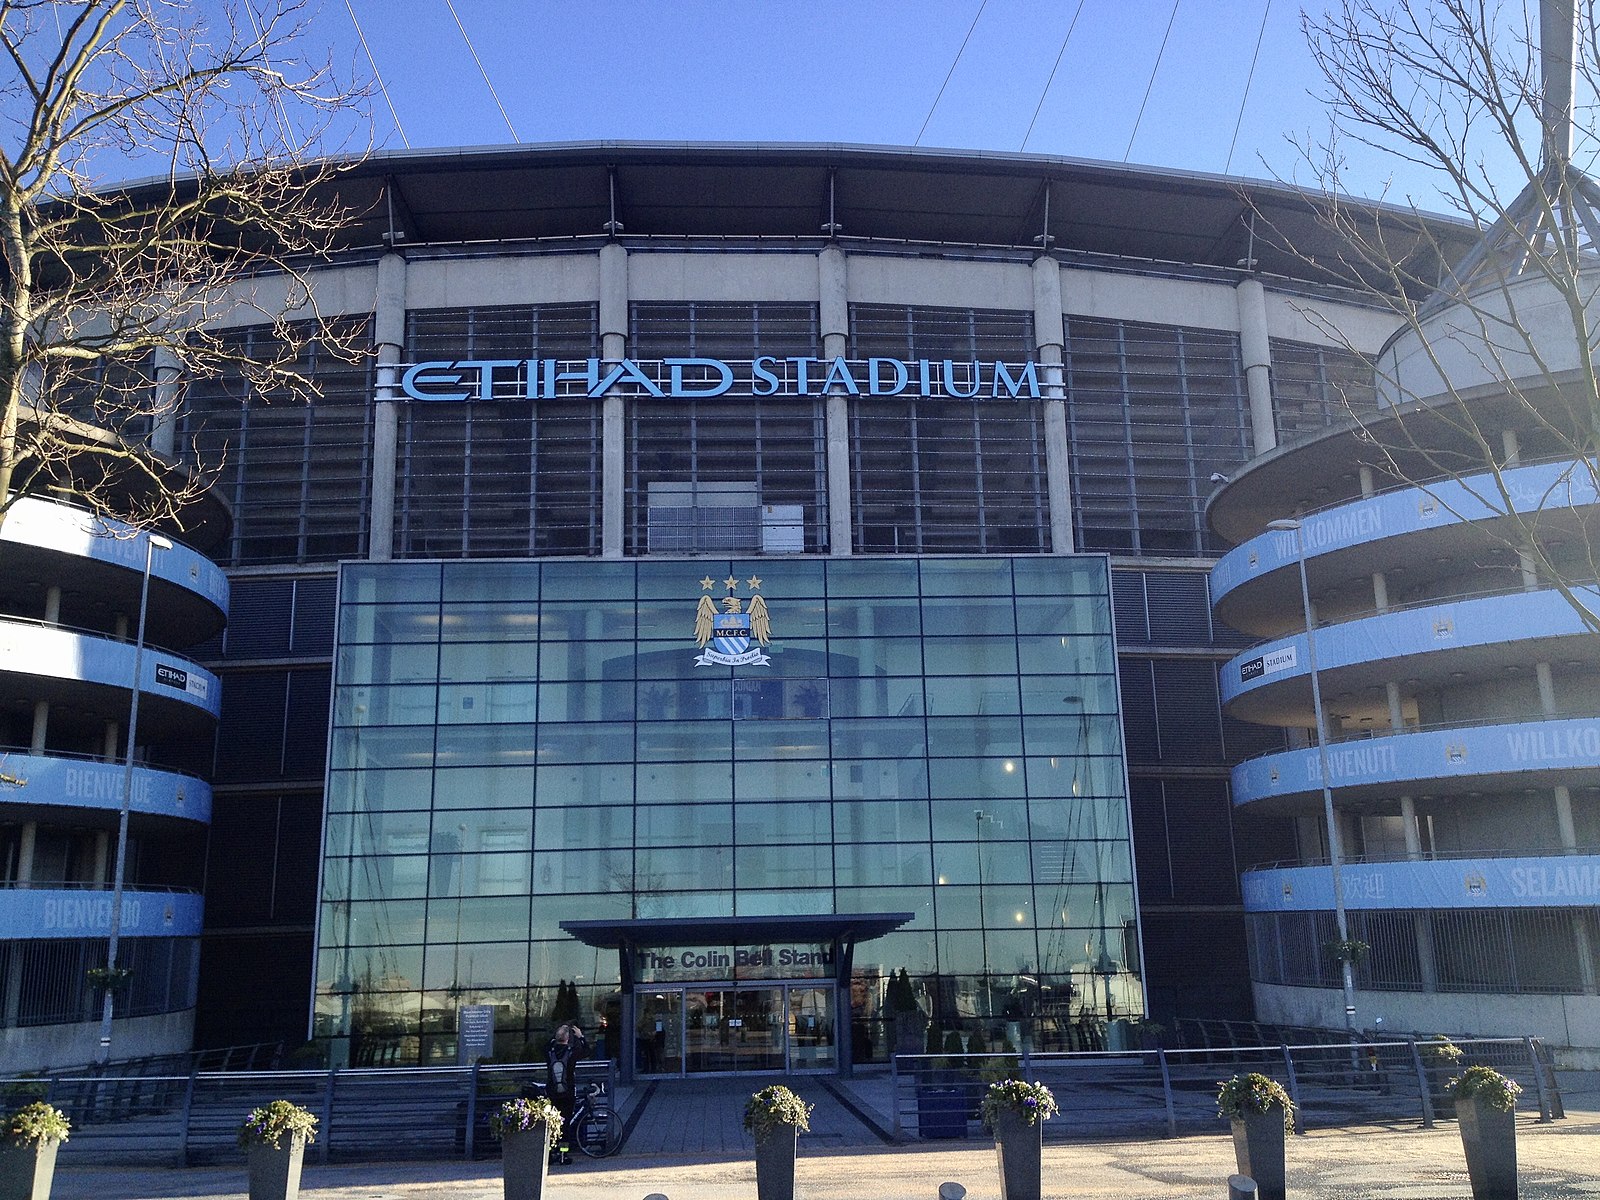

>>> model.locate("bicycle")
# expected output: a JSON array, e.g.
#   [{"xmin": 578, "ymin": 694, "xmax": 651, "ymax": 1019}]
[
  {"xmin": 521, "ymin": 1080, "xmax": 621, "ymax": 1158},
  {"xmin": 570, "ymin": 1081, "xmax": 622, "ymax": 1158}
]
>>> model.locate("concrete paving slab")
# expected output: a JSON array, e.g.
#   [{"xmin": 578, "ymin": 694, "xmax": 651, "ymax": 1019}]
[{"xmin": 50, "ymin": 1112, "xmax": 1600, "ymax": 1200}]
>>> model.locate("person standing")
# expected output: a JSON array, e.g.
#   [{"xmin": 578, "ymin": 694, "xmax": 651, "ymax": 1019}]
[{"xmin": 545, "ymin": 1022, "xmax": 589, "ymax": 1164}]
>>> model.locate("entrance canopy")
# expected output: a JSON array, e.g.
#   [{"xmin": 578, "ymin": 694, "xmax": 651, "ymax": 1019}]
[
  {"xmin": 562, "ymin": 912, "xmax": 913, "ymax": 1079},
  {"xmin": 560, "ymin": 912, "xmax": 913, "ymax": 949}
]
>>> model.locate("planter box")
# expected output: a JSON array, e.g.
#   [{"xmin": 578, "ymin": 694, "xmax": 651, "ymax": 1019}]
[
  {"xmin": 0, "ymin": 1139, "xmax": 59, "ymax": 1200},
  {"xmin": 1458, "ymin": 1097, "xmax": 1517, "ymax": 1200},
  {"xmin": 1230, "ymin": 1112, "xmax": 1286, "ymax": 1200},
  {"xmin": 916, "ymin": 1085, "xmax": 968, "ymax": 1139},
  {"xmin": 501, "ymin": 1126, "xmax": 552, "ymax": 1200},
  {"xmin": 1426, "ymin": 1065, "xmax": 1458, "ymax": 1119},
  {"xmin": 247, "ymin": 1138, "xmax": 307, "ymax": 1200},
  {"xmin": 992, "ymin": 1109, "xmax": 1043, "ymax": 1200},
  {"xmin": 754, "ymin": 1124, "xmax": 798, "ymax": 1200}
]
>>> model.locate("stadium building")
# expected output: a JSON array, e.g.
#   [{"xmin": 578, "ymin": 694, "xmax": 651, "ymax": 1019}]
[{"xmin": 9, "ymin": 142, "xmax": 1525, "ymax": 1075}]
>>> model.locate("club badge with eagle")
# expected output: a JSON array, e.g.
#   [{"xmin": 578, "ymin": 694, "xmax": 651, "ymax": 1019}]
[{"xmin": 694, "ymin": 573, "xmax": 772, "ymax": 666}]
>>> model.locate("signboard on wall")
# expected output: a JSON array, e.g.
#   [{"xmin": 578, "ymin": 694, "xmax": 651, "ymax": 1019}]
[
  {"xmin": 457, "ymin": 1004, "xmax": 495, "ymax": 1064},
  {"xmin": 398, "ymin": 356, "xmax": 1043, "ymax": 403}
]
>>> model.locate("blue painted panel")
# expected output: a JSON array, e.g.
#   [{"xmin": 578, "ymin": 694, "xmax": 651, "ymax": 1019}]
[
  {"xmin": 1, "ymin": 754, "xmax": 210, "ymax": 823},
  {"xmin": 1211, "ymin": 459, "xmax": 1600, "ymax": 604},
  {"xmin": 0, "ymin": 889, "xmax": 204, "ymax": 939},
  {"xmin": 2, "ymin": 497, "xmax": 228, "ymax": 612},
  {"xmin": 1221, "ymin": 587, "xmax": 1600, "ymax": 705},
  {"xmin": 1242, "ymin": 855, "xmax": 1600, "ymax": 912},
  {"xmin": 0, "ymin": 622, "xmax": 222, "ymax": 719},
  {"xmin": 1233, "ymin": 717, "xmax": 1600, "ymax": 804}
]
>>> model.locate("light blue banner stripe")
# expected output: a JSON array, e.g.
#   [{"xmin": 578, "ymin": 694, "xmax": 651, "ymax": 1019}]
[
  {"xmin": 4, "ymin": 754, "xmax": 211, "ymax": 823},
  {"xmin": 0, "ymin": 889, "xmax": 204, "ymax": 939},
  {"xmin": 1242, "ymin": 855, "xmax": 1600, "ymax": 912},
  {"xmin": 1233, "ymin": 717, "xmax": 1600, "ymax": 805},
  {"xmin": 1221, "ymin": 587, "xmax": 1599, "ymax": 706},
  {"xmin": 1212, "ymin": 459, "xmax": 1600, "ymax": 605}
]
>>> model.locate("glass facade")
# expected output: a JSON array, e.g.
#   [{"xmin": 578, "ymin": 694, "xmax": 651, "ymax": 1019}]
[{"xmin": 315, "ymin": 555, "xmax": 1140, "ymax": 1069}]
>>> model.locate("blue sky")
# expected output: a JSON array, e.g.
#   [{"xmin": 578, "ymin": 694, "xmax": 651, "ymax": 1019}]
[{"xmin": 310, "ymin": 1, "xmax": 1409, "ymax": 195}]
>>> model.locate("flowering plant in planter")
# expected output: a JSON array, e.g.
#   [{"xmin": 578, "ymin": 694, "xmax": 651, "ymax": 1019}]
[
  {"xmin": 237, "ymin": 1100, "xmax": 318, "ymax": 1150},
  {"xmin": 742, "ymin": 1085, "xmax": 812, "ymax": 1139},
  {"xmin": 980, "ymin": 1080, "xmax": 1058, "ymax": 1129},
  {"xmin": 1451, "ymin": 1066, "xmax": 1522, "ymax": 1112},
  {"xmin": 4, "ymin": 1101, "xmax": 70, "ymax": 1146},
  {"xmin": 1421, "ymin": 1035, "xmax": 1465, "ymax": 1066},
  {"xmin": 85, "ymin": 966, "xmax": 133, "ymax": 992},
  {"xmin": 1323, "ymin": 938, "xmax": 1371, "ymax": 965},
  {"xmin": 1217, "ymin": 1073, "xmax": 1295, "ymax": 1130},
  {"xmin": 490, "ymin": 1096, "xmax": 564, "ymax": 1147}
]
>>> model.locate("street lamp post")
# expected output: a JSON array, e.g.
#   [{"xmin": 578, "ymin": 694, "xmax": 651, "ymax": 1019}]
[
  {"xmin": 1266, "ymin": 518, "xmax": 1358, "ymax": 1038},
  {"xmin": 98, "ymin": 531, "xmax": 171, "ymax": 1062}
]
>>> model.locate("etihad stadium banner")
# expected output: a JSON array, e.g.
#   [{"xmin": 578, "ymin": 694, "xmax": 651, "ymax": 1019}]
[
  {"xmin": 1242, "ymin": 855, "xmax": 1600, "ymax": 913},
  {"xmin": 396, "ymin": 356, "xmax": 1044, "ymax": 403}
]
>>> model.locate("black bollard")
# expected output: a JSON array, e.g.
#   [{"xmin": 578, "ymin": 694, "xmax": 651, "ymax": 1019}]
[
  {"xmin": 1228, "ymin": 1175, "xmax": 1258, "ymax": 1200},
  {"xmin": 937, "ymin": 1185, "xmax": 968, "ymax": 1200}
]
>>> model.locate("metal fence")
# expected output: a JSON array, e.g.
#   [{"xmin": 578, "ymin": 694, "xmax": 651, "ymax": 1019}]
[
  {"xmin": 0, "ymin": 1059, "xmax": 616, "ymax": 1166},
  {"xmin": 888, "ymin": 1037, "xmax": 1564, "ymax": 1142}
]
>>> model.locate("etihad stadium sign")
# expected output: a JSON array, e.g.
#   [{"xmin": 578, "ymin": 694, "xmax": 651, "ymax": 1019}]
[{"xmin": 397, "ymin": 356, "xmax": 1042, "ymax": 402}]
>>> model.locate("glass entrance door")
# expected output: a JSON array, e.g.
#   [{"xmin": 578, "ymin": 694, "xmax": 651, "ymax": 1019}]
[
  {"xmin": 637, "ymin": 982, "xmax": 835, "ymax": 1075},
  {"xmin": 685, "ymin": 987, "xmax": 783, "ymax": 1073}
]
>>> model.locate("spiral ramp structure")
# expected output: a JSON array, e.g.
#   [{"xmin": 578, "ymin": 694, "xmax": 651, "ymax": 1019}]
[
  {"xmin": 1209, "ymin": 182, "xmax": 1600, "ymax": 1060},
  {"xmin": 1, "ymin": 496, "xmax": 228, "ymax": 1070}
]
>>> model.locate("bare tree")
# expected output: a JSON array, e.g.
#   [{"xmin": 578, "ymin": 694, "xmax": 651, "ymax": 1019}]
[
  {"xmin": 1258, "ymin": 0, "xmax": 1600, "ymax": 631},
  {"xmin": 0, "ymin": 0, "xmax": 369, "ymax": 534}
]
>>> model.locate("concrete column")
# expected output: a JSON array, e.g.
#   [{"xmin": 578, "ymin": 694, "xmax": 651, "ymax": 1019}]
[
  {"xmin": 42, "ymin": 585, "xmax": 60, "ymax": 625},
  {"xmin": 0, "ymin": 821, "xmax": 31, "ymax": 1020},
  {"xmin": 1386, "ymin": 682, "xmax": 1404, "ymax": 730},
  {"xmin": 102, "ymin": 721, "xmax": 120, "ymax": 762},
  {"xmin": 1536, "ymin": 661, "xmax": 1557, "ymax": 713},
  {"xmin": 15, "ymin": 822, "xmax": 35, "ymax": 884},
  {"xmin": 820, "ymin": 245, "xmax": 853, "ymax": 555},
  {"xmin": 1358, "ymin": 466, "xmax": 1376, "ymax": 498},
  {"xmin": 30, "ymin": 700, "xmax": 48, "ymax": 754},
  {"xmin": 1236, "ymin": 277, "xmax": 1276, "ymax": 455},
  {"xmin": 92, "ymin": 831, "xmax": 110, "ymax": 885},
  {"xmin": 600, "ymin": 243, "xmax": 629, "ymax": 559},
  {"xmin": 150, "ymin": 346, "xmax": 181, "ymax": 457},
  {"xmin": 1502, "ymin": 428, "xmax": 1522, "ymax": 467},
  {"xmin": 1372, "ymin": 571, "xmax": 1389, "ymax": 612},
  {"xmin": 1575, "ymin": 919, "xmax": 1598, "ymax": 993},
  {"xmin": 1388, "ymin": 681, "xmax": 1425, "ymax": 863},
  {"xmin": 369, "ymin": 252, "xmax": 407, "ymax": 562},
  {"xmin": 1555, "ymin": 785, "xmax": 1579, "ymax": 848},
  {"xmin": 1415, "ymin": 914, "xmax": 1439, "ymax": 993},
  {"xmin": 1034, "ymin": 256, "xmax": 1074, "ymax": 552},
  {"xmin": 1399, "ymin": 796, "xmax": 1422, "ymax": 858},
  {"xmin": 114, "ymin": 613, "xmax": 129, "ymax": 641}
]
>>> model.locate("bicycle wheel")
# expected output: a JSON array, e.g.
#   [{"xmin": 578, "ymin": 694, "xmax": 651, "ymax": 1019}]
[{"xmin": 575, "ymin": 1105, "xmax": 621, "ymax": 1157}]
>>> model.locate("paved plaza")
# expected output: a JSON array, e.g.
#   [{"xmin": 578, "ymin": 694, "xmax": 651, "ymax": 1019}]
[{"xmin": 49, "ymin": 1072, "xmax": 1600, "ymax": 1200}]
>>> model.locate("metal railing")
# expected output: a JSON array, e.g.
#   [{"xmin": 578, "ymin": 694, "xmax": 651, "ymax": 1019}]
[
  {"xmin": 888, "ymin": 1036, "xmax": 1563, "ymax": 1142},
  {"xmin": 0, "ymin": 1058, "xmax": 617, "ymax": 1167}
]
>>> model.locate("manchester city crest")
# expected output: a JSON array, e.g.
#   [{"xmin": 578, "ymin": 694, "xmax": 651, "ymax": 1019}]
[{"xmin": 694, "ymin": 574, "xmax": 772, "ymax": 667}]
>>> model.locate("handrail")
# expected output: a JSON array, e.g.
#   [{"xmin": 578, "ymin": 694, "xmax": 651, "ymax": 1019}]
[
  {"xmin": 0, "ymin": 743, "xmax": 209, "ymax": 783},
  {"xmin": 0, "ymin": 881, "xmax": 200, "ymax": 893},
  {"xmin": 1247, "ymin": 845, "xmax": 1600, "ymax": 871},
  {"xmin": 0, "ymin": 611, "xmax": 208, "ymax": 665}
]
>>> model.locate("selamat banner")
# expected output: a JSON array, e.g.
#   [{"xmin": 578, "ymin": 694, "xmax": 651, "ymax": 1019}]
[{"xmin": 1241, "ymin": 855, "xmax": 1600, "ymax": 913}]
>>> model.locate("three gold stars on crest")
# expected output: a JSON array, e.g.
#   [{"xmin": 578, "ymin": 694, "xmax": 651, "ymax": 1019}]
[{"xmin": 701, "ymin": 574, "xmax": 761, "ymax": 592}]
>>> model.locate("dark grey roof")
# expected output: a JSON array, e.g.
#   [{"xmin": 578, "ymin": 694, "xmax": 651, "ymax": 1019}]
[
  {"xmin": 560, "ymin": 912, "xmax": 913, "ymax": 949},
  {"xmin": 230, "ymin": 141, "xmax": 1476, "ymax": 295}
]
